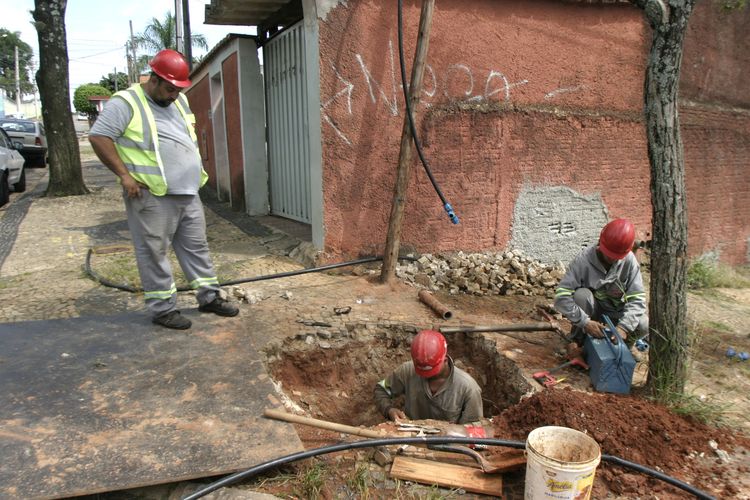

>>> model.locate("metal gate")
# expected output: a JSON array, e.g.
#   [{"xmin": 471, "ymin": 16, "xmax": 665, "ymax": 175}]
[{"xmin": 265, "ymin": 22, "xmax": 311, "ymax": 223}]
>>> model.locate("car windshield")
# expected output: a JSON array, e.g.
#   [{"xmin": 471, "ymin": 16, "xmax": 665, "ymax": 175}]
[{"xmin": 0, "ymin": 121, "xmax": 35, "ymax": 133}]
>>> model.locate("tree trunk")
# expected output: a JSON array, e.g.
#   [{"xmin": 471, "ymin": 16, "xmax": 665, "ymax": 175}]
[
  {"xmin": 638, "ymin": 0, "xmax": 695, "ymax": 400},
  {"xmin": 33, "ymin": 0, "xmax": 88, "ymax": 197}
]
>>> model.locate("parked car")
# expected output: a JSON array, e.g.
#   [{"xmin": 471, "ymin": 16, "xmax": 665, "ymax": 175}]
[
  {"xmin": 0, "ymin": 118, "xmax": 47, "ymax": 167},
  {"xmin": 0, "ymin": 128, "xmax": 26, "ymax": 207}
]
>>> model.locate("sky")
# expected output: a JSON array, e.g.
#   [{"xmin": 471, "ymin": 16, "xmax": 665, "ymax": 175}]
[{"xmin": 3, "ymin": 0, "xmax": 256, "ymax": 107}]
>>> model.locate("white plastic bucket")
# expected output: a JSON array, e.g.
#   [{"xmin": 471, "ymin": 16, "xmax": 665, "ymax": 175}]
[{"xmin": 524, "ymin": 426, "xmax": 601, "ymax": 500}]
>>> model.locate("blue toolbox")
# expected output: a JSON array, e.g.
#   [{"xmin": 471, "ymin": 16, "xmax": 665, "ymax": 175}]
[{"xmin": 584, "ymin": 315, "xmax": 636, "ymax": 394}]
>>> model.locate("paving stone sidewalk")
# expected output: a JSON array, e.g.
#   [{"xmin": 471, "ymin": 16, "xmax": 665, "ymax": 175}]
[{"xmin": 0, "ymin": 161, "xmax": 313, "ymax": 324}]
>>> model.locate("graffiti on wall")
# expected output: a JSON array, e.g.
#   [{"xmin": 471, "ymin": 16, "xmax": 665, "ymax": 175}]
[
  {"xmin": 322, "ymin": 40, "xmax": 542, "ymax": 146},
  {"xmin": 510, "ymin": 186, "xmax": 608, "ymax": 265}
]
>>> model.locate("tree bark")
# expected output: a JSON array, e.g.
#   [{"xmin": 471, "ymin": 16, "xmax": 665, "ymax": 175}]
[
  {"xmin": 33, "ymin": 0, "xmax": 88, "ymax": 197},
  {"xmin": 634, "ymin": 0, "xmax": 695, "ymax": 399}
]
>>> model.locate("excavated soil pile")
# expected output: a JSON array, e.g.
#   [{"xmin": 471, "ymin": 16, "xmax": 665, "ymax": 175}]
[{"xmin": 491, "ymin": 388, "xmax": 750, "ymax": 498}]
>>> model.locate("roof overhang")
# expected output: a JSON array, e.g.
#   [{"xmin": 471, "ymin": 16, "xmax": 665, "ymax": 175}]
[{"xmin": 204, "ymin": 0, "xmax": 301, "ymax": 27}]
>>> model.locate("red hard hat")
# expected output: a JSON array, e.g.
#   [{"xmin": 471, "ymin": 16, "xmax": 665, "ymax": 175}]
[
  {"xmin": 148, "ymin": 49, "xmax": 191, "ymax": 88},
  {"xmin": 598, "ymin": 218, "xmax": 636, "ymax": 260},
  {"xmin": 411, "ymin": 330, "xmax": 447, "ymax": 378}
]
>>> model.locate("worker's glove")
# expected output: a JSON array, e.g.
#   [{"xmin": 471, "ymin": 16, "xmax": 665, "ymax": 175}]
[
  {"xmin": 583, "ymin": 320, "xmax": 606, "ymax": 339},
  {"xmin": 387, "ymin": 407, "xmax": 407, "ymax": 422}
]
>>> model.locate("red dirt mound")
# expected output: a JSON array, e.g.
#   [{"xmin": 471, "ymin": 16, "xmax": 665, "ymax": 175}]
[{"xmin": 490, "ymin": 388, "xmax": 750, "ymax": 498}]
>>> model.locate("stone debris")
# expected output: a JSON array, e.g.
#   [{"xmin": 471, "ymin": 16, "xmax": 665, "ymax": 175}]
[
  {"xmin": 394, "ymin": 250, "xmax": 565, "ymax": 298},
  {"xmin": 228, "ymin": 286, "xmax": 268, "ymax": 304}
]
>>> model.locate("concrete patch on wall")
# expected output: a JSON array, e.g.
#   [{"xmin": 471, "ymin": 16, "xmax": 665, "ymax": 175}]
[
  {"xmin": 510, "ymin": 186, "xmax": 608, "ymax": 265},
  {"xmin": 316, "ymin": 0, "xmax": 347, "ymax": 20}
]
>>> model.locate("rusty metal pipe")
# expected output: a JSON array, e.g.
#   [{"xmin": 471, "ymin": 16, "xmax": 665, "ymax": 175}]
[
  {"xmin": 440, "ymin": 323, "xmax": 556, "ymax": 334},
  {"xmin": 418, "ymin": 290, "xmax": 453, "ymax": 320}
]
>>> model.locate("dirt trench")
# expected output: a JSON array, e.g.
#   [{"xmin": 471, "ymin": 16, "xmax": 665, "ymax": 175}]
[{"xmin": 266, "ymin": 323, "xmax": 533, "ymax": 427}]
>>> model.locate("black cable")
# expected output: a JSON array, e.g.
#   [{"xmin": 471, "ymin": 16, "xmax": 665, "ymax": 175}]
[
  {"xmin": 85, "ymin": 249, "xmax": 417, "ymax": 293},
  {"xmin": 182, "ymin": 436, "xmax": 715, "ymax": 500},
  {"xmin": 397, "ymin": 0, "xmax": 459, "ymax": 225}
]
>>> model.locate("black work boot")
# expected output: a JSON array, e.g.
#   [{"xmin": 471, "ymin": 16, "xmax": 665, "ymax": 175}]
[
  {"xmin": 199, "ymin": 297, "xmax": 239, "ymax": 317},
  {"xmin": 152, "ymin": 310, "xmax": 192, "ymax": 330}
]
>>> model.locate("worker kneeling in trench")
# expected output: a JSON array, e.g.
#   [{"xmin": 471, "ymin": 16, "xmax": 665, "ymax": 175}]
[{"xmin": 374, "ymin": 330, "xmax": 484, "ymax": 424}]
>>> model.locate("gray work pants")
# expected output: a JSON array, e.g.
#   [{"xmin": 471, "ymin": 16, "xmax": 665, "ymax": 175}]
[
  {"xmin": 571, "ymin": 288, "xmax": 649, "ymax": 345},
  {"xmin": 124, "ymin": 190, "xmax": 220, "ymax": 318}
]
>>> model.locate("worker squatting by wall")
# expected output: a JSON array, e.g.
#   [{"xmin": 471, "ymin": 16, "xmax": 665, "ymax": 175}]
[{"xmin": 316, "ymin": 0, "xmax": 750, "ymax": 265}]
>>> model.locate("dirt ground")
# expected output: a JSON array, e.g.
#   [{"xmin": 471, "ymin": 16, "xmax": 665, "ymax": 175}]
[
  {"xmin": 236, "ymin": 283, "xmax": 750, "ymax": 500},
  {"xmin": 4, "ymin": 157, "xmax": 749, "ymax": 499}
]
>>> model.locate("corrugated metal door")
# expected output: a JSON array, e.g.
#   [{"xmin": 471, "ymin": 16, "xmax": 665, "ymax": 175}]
[{"xmin": 265, "ymin": 22, "xmax": 311, "ymax": 223}]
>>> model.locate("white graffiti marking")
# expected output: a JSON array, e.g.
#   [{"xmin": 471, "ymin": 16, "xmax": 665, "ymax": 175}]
[
  {"xmin": 444, "ymin": 64, "xmax": 474, "ymax": 98},
  {"xmin": 544, "ymin": 85, "xmax": 585, "ymax": 99},
  {"xmin": 323, "ymin": 40, "xmax": 543, "ymax": 145},
  {"xmin": 321, "ymin": 61, "xmax": 355, "ymax": 145},
  {"xmin": 422, "ymin": 65, "xmax": 438, "ymax": 99},
  {"xmin": 356, "ymin": 40, "xmax": 400, "ymax": 116},
  {"xmin": 484, "ymin": 71, "xmax": 529, "ymax": 102}
]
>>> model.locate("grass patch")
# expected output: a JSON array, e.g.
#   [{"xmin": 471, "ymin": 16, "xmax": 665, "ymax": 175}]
[
  {"xmin": 295, "ymin": 461, "xmax": 327, "ymax": 500},
  {"xmin": 658, "ymin": 391, "xmax": 731, "ymax": 426},
  {"xmin": 346, "ymin": 463, "xmax": 371, "ymax": 499},
  {"xmin": 702, "ymin": 321, "xmax": 734, "ymax": 334},
  {"xmin": 90, "ymin": 253, "xmax": 143, "ymax": 288},
  {"xmin": 687, "ymin": 259, "xmax": 750, "ymax": 289}
]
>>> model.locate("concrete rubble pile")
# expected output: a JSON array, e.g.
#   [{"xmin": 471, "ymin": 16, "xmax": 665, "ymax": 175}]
[{"xmin": 396, "ymin": 250, "xmax": 566, "ymax": 298}]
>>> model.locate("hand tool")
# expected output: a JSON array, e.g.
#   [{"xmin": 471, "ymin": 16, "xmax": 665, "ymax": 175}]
[
  {"xmin": 397, "ymin": 423, "xmax": 442, "ymax": 434},
  {"xmin": 532, "ymin": 357, "xmax": 588, "ymax": 388},
  {"xmin": 426, "ymin": 443, "xmax": 504, "ymax": 474}
]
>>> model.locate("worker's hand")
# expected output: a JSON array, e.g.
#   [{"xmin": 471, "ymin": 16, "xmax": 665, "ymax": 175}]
[
  {"xmin": 566, "ymin": 342, "xmax": 584, "ymax": 361},
  {"xmin": 120, "ymin": 173, "xmax": 144, "ymax": 198},
  {"xmin": 583, "ymin": 320, "xmax": 606, "ymax": 339},
  {"xmin": 616, "ymin": 325, "xmax": 628, "ymax": 339},
  {"xmin": 387, "ymin": 408, "xmax": 407, "ymax": 422}
]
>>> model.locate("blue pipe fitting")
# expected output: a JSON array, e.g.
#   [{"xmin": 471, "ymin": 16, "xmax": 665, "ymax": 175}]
[{"xmin": 444, "ymin": 203, "xmax": 459, "ymax": 224}]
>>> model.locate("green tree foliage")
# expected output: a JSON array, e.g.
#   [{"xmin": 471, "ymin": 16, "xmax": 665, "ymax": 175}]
[
  {"xmin": 73, "ymin": 84, "xmax": 111, "ymax": 117},
  {"xmin": 134, "ymin": 11, "xmax": 208, "ymax": 56},
  {"xmin": 0, "ymin": 28, "xmax": 35, "ymax": 100},
  {"xmin": 98, "ymin": 71, "xmax": 128, "ymax": 93}
]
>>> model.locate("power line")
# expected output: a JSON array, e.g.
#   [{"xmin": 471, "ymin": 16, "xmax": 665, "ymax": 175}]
[{"xmin": 69, "ymin": 46, "xmax": 125, "ymax": 60}]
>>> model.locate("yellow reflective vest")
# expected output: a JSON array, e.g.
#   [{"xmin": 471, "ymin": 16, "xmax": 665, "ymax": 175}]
[{"xmin": 112, "ymin": 84, "xmax": 208, "ymax": 196}]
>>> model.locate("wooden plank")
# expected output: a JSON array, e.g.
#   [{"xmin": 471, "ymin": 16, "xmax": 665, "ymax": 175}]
[{"xmin": 390, "ymin": 456, "xmax": 503, "ymax": 496}]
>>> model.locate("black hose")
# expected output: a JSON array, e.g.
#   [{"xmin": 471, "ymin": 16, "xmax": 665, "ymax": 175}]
[
  {"xmin": 397, "ymin": 0, "xmax": 459, "ymax": 225},
  {"xmin": 85, "ymin": 249, "xmax": 417, "ymax": 293},
  {"xmin": 182, "ymin": 436, "xmax": 715, "ymax": 500}
]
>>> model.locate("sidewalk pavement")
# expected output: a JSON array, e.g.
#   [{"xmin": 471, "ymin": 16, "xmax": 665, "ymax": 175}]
[
  {"xmin": 0, "ymin": 157, "xmax": 450, "ymax": 332},
  {"xmin": 0, "ymin": 157, "xmax": 451, "ymax": 498}
]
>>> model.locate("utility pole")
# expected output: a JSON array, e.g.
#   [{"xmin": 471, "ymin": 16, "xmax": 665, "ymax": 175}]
[
  {"xmin": 14, "ymin": 45, "xmax": 22, "ymax": 115},
  {"xmin": 175, "ymin": 0, "xmax": 184, "ymax": 53},
  {"xmin": 30, "ymin": 60, "xmax": 38, "ymax": 119},
  {"xmin": 175, "ymin": 0, "xmax": 192, "ymax": 69},
  {"xmin": 182, "ymin": 0, "xmax": 192, "ymax": 70},
  {"xmin": 380, "ymin": 0, "xmax": 435, "ymax": 283},
  {"xmin": 129, "ymin": 21, "xmax": 138, "ymax": 83},
  {"xmin": 125, "ymin": 43, "xmax": 132, "ymax": 86}
]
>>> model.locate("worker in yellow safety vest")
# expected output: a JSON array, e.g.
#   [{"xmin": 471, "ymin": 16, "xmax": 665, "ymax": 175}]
[{"xmin": 89, "ymin": 49, "xmax": 238, "ymax": 329}]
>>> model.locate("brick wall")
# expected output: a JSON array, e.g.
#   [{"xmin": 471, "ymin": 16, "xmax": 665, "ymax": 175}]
[
  {"xmin": 221, "ymin": 52, "xmax": 245, "ymax": 212},
  {"xmin": 185, "ymin": 76, "xmax": 215, "ymax": 188},
  {"xmin": 316, "ymin": 0, "xmax": 750, "ymax": 264}
]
